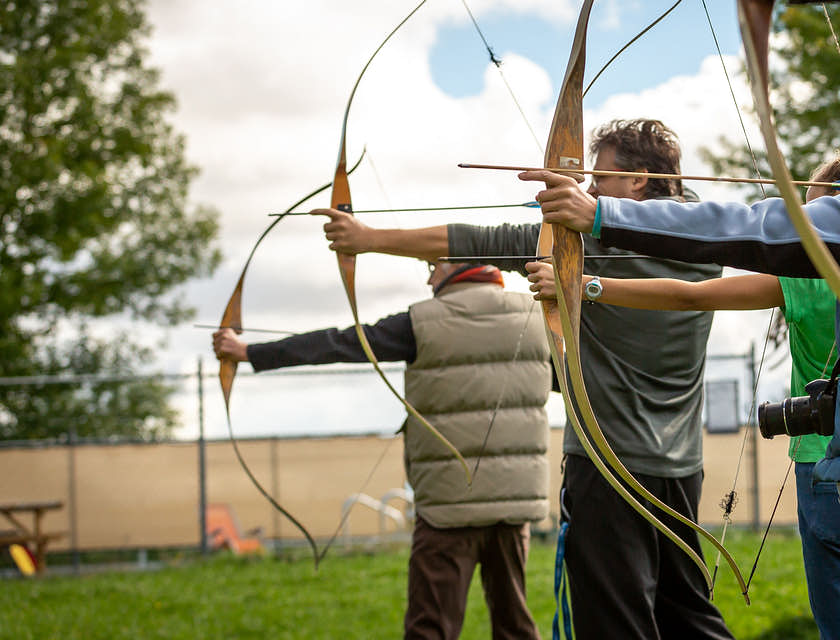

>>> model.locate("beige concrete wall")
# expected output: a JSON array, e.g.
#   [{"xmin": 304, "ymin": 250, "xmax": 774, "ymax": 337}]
[
  {"xmin": 700, "ymin": 428, "xmax": 796, "ymax": 526},
  {"xmin": 0, "ymin": 427, "xmax": 798, "ymax": 550},
  {"xmin": 0, "ymin": 446, "xmax": 70, "ymax": 544}
]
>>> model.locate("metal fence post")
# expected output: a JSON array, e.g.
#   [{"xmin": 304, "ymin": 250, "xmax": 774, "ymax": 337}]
[
  {"xmin": 197, "ymin": 357, "xmax": 208, "ymax": 554},
  {"xmin": 68, "ymin": 425, "xmax": 80, "ymax": 573}
]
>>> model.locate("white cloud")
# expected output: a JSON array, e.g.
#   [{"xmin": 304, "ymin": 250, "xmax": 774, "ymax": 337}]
[{"xmin": 138, "ymin": 0, "xmax": 786, "ymax": 436}]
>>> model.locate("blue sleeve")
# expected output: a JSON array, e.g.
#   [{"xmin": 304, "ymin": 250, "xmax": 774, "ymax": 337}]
[{"xmin": 597, "ymin": 194, "xmax": 840, "ymax": 277}]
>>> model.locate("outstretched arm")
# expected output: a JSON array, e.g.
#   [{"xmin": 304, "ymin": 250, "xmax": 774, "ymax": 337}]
[
  {"xmin": 519, "ymin": 170, "xmax": 840, "ymax": 277},
  {"xmin": 311, "ymin": 208, "xmax": 448, "ymax": 261},
  {"xmin": 525, "ymin": 261, "xmax": 783, "ymax": 311},
  {"xmin": 591, "ymin": 272, "xmax": 783, "ymax": 310},
  {"xmin": 212, "ymin": 314, "xmax": 416, "ymax": 371}
]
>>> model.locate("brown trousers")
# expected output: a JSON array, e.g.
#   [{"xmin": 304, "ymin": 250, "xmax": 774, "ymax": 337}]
[{"xmin": 404, "ymin": 516, "xmax": 540, "ymax": 640}]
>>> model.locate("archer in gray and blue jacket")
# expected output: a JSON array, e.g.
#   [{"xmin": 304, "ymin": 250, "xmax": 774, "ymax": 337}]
[{"xmin": 520, "ymin": 168, "xmax": 840, "ymax": 486}]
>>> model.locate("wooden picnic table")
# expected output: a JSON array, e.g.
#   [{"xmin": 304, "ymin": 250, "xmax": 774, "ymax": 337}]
[{"xmin": 0, "ymin": 500, "xmax": 64, "ymax": 574}]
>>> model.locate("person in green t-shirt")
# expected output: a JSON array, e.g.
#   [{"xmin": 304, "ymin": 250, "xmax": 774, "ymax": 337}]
[
  {"xmin": 524, "ymin": 157, "xmax": 840, "ymax": 637},
  {"xmin": 778, "ymin": 277, "xmax": 836, "ymax": 462},
  {"xmin": 776, "ymin": 277, "xmax": 840, "ymax": 640}
]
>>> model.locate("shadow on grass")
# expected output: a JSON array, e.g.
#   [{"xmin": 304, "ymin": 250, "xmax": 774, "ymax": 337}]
[{"xmin": 748, "ymin": 614, "xmax": 818, "ymax": 640}]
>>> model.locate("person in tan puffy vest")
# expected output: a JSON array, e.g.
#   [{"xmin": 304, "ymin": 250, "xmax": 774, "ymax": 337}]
[{"xmin": 214, "ymin": 260, "xmax": 551, "ymax": 640}]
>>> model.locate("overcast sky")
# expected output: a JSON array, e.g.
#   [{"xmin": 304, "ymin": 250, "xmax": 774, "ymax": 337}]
[{"xmin": 136, "ymin": 0, "xmax": 791, "ymax": 439}]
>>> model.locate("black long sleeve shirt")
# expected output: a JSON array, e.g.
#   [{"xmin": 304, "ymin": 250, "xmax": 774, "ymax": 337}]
[{"xmin": 246, "ymin": 312, "xmax": 416, "ymax": 371}]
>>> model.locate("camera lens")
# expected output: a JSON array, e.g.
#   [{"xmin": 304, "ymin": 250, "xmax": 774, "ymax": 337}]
[
  {"xmin": 758, "ymin": 401, "xmax": 782, "ymax": 439},
  {"xmin": 758, "ymin": 396, "xmax": 813, "ymax": 439}
]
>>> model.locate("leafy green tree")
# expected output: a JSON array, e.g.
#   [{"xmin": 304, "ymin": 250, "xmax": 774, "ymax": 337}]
[
  {"xmin": 0, "ymin": 0, "xmax": 221, "ymax": 440},
  {"xmin": 701, "ymin": 5, "xmax": 840, "ymax": 200}
]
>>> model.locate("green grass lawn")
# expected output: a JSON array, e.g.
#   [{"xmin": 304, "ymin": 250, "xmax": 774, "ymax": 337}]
[{"xmin": 0, "ymin": 528, "xmax": 817, "ymax": 639}]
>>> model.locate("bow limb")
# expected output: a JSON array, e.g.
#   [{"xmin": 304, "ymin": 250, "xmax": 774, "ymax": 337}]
[
  {"xmin": 218, "ymin": 149, "xmax": 367, "ymax": 409},
  {"xmin": 216, "ymin": 151, "xmax": 365, "ymax": 569},
  {"xmin": 541, "ymin": 0, "xmax": 749, "ymax": 601},
  {"xmin": 738, "ymin": 0, "xmax": 840, "ymax": 298},
  {"xmin": 329, "ymin": 0, "xmax": 471, "ymax": 483}
]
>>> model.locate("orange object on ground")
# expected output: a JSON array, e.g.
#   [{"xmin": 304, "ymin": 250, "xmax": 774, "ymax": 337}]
[{"xmin": 205, "ymin": 503, "xmax": 264, "ymax": 554}]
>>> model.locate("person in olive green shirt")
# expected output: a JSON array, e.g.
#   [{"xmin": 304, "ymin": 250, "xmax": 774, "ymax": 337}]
[{"xmin": 524, "ymin": 160, "xmax": 840, "ymax": 637}]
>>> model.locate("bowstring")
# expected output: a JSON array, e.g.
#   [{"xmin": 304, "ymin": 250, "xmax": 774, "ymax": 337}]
[
  {"xmin": 582, "ymin": 1, "xmax": 684, "ymax": 99},
  {"xmin": 454, "ymin": 0, "xmax": 548, "ymax": 481},
  {"xmin": 474, "ymin": 2, "xmax": 705, "ymax": 480},
  {"xmin": 221, "ymin": 150, "xmax": 367, "ymax": 569},
  {"xmin": 319, "ymin": 145, "xmax": 409, "ymax": 561},
  {"xmin": 317, "ymin": 0, "xmax": 548, "ymax": 497},
  {"xmin": 699, "ymin": 0, "xmax": 783, "ymax": 595},
  {"xmin": 472, "ymin": 298, "xmax": 538, "ymax": 478},
  {"xmin": 460, "ymin": 0, "xmax": 544, "ymax": 156},
  {"xmin": 706, "ymin": 0, "xmax": 840, "ymax": 594},
  {"xmin": 317, "ymin": 433, "xmax": 400, "ymax": 563},
  {"xmin": 364, "ymin": 148, "xmax": 395, "ymax": 212},
  {"xmin": 708, "ymin": 309, "xmax": 776, "ymax": 596},
  {"xmin": 700, "ymin": 0, "xmax": 767, "ymax": 199}
]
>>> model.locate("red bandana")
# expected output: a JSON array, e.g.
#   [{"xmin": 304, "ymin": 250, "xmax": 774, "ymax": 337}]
[{"xmin": 448, "ymin": 265, "xmax": 504, "ymax": 288}]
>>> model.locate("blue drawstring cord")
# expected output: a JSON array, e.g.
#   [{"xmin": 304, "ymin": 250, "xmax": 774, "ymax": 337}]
[{"xmin": 552, "ymin": 489, "xmax": 573, "ymax": 640}]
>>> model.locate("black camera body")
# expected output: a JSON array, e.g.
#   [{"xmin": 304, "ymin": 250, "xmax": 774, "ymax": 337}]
[{"xmin": 758, "ymin": 378, "xmax": 837, "ymax": 440}]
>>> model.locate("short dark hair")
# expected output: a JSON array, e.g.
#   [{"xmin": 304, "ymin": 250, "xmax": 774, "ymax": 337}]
[
  {"xmin": 589, "ymin": 119, "xmax": 682, "ymax": 199},
  {"xmin": 812, "ymin": 153, "xmax": 840, "ymax": 185}
]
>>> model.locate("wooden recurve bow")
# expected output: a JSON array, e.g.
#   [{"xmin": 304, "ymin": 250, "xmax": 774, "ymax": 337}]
[
  {"xmin": 538, "ymin": 0, "xmax": 749, "ymax": 602},
  {"xmin": 217, "ymin": 153, "xmax": 365, "ymax": 569},
  {"xmin": 329, "ymin": 0, "xmax": 472, "ymax": 484},
  {"xmin": 219, "ymin": 152, "xmax": 365, "ymax": 413}
]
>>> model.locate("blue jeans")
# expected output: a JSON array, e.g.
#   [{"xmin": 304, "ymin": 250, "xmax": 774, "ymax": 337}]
[{"xmin": 796, "ymin": 462, "xmax": 840, "ymax": 640}]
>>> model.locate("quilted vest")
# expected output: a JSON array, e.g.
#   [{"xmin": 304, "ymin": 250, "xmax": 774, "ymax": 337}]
[{"xmin": 404, "ymin": 282, "xmax": 551, "ymax": 528}]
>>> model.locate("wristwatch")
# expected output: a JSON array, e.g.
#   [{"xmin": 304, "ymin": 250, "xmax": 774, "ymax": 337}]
[{"xmin": 584, "ymin": 276, "xmax": 603, "ymax": 303}]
